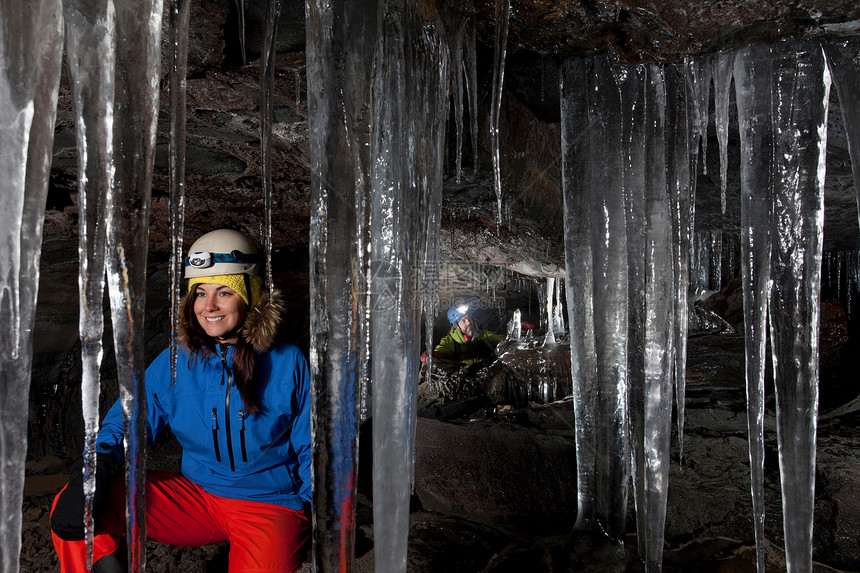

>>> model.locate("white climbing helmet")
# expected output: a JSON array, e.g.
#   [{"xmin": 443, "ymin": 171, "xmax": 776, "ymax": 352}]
[{"xmin": 184, "ymin": 229, "xmax": 262, "ymax": 278}]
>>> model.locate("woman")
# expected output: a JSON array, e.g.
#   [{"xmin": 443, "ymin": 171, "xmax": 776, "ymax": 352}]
[{"xmin": 50, "ymin": 229, "xmax": 312, "ymax": 573}]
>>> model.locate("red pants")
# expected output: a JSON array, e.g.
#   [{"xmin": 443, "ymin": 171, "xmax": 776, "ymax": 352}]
[{"xmin": 51, "ymin": 470, "xmax": 311, "ymax": 573}]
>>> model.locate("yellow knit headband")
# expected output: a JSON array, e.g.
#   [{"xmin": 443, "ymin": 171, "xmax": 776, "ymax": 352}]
[{"xmin": 188, "ymin": 274, "xmax": 263, "ymax": 307}]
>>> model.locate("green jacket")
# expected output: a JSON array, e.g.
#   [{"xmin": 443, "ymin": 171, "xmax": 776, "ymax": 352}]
[{"xmin": 434, "ymin": 327, "xmax": 505, "ymax": 364}]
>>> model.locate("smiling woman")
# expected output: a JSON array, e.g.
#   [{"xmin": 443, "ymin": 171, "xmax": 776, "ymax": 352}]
[
  {"xmin": 49, "ymin": 229, "xmax": 313, "ymax": 573},
  {"xmin": 192, "ymin": 284, "xmax": 247, "ymax": 344}
]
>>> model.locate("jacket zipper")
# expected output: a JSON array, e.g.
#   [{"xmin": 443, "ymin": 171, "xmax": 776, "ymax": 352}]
[
  {"xmin": 211, "ymin": 407, "xmax": 222, "ymax": 462},
  {"xmin": 220, "ymin": 345, "xmax": 236, "ymax": 472},
  {"xmin": 239, "ymin": 409, "xmax": 248, "ymax": 463}
]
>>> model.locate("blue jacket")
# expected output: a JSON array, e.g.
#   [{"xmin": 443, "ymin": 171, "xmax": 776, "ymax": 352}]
[{"xmin": 96, "ymin": 292, "xmax": 311, "ymax": 512}]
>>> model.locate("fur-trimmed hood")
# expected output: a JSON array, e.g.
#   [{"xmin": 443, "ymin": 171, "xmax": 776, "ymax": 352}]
[{"xmin": 178, "ymin": 288, "xmax": 285, "ymax": 352}]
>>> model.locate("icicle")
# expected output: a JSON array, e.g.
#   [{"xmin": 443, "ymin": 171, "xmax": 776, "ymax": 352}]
[
  {"xmin": 260, "ymin": 0, "xmax": 281, "ymax": 302},
  {"xmin": 370, "ymin": 3, "xmax": 448, "ymax": 570},
  {"xmin": 510, "ymin": 308, "xmax": 522, "ymax": 341},
  {"xmin": 489, "ymin": 0, "xmax": 510, "ymax": 227},
  {"xmin": 167, "ymin": 0, "xmax": 190, "ymax": 389},
  {"xmin": 734, "ymin": 42, "xmax": 773, "ymax": 573},
  {"xmin": 769, "ymin": 39, "xmax": 829, "ymax": 573},
  {"xmin": 562, "ymin": 55, "xmax": 632, "ymax": 546},
  {"xmin": 543, "ymin": 278, "xmax": 556, "ymax": 346},
  {"xmin": 586, "ymin": 55, "xmax": 630, "ymax": 540},
  {"xmin": 822, "ymin": 37, "xmax": 860, "ymax": 236},
  {"xmin": 714, "ymin": 51, "xmax": 734, "ymax": 214},
  {"xmin": 0, "ymin": 0, "xmax": 62, "ymax": 568},
  {"xmin": 104, "ymin": 1, "xmax": 163, "ymax": 568},
  {"xmin": 640, "ymin": 63, "xmax": 675, "ymax": 572},
  {"xmin": 444, "ymin": 9, "xmax": 467, "ymax": 183},
  {"xmin": 560, "ymin": 56, "xmax": 600, "ymax": 533},
  {"xmin": 687, "ymin": 55, "xmax": 713, "ymax": 176},
  {"xmin": 235, "ymin": 0, "xmax": 247, "ymax": 65},
  {"xmin": 665, "ymin": 63, "xmax": 693, "ymax": 465},
  {"xmin": 63, "ymin": 0, "xmax": 116, "ymax": 562},
  {"xmin": 552, "ymin": 276, "xmax": 565, "ymax": 336},
  {"xmin": 463, "ymin": 7, "xmax": 479, "ymax": 174},
  {"xmin": 618, "ymin": 61, "xmax": 648, "ymax": 557},
  {"xmin": 306, "ymin": 0, "xmax": 377, "ymax": 567}
]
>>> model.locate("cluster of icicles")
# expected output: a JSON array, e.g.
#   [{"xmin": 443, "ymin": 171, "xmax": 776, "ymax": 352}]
[{"xmin": 1, "ymin": 0, "xmax": 860, "ymax": 571}]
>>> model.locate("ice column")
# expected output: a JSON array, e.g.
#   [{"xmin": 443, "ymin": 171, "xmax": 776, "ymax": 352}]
[
  {"xmin": 734, "ymin": 41, "xmax": 773, "ymax": 573},
  {"xmin": 822, "ymin": 37, "xmax": 860, "ymax": 234},
  {"xmin": 769, "ymin": 39, "xmax": 829, "ymax": 573},
  {"xmin": 489, "ymin": 0, "xmax": 510, "ymax": 226},
  {"xmin": 306, "ymin": 0, "xmax": 377, "ymax": 568},
  {"xmin": 543, "ymin": 278, "xmax": 556, "ymax": 346},
  {"xmin": 63, "ymin": 0, "xmax": 116, "ymax": 561},
  {"xmin": 166, "ymin": 0, "xmax": 190, "ymax": 385},
  {"xmin": 370, "ymin": 2, "xmax": 447, "ymax": 569},
  {"xmin": 103, "ymin": 0, "xmax": 163, "ymax": 568},
  {"xmin": 260, "ymin": 0, "xmax": 281, "ymax": 300},
  {"xmin": 639, "ymin": 63, "xmax": 676, "ymax": 572},
  {"xmin": 560, "ymin": 56, "xmax": 599, "ymax": 533},
  {"xmin": 665, "ymin": 65, "xmax": 693, "ymax": 464},
  {"xmin": 686, "ymin": 55, "xmax": 713, "ymax": 176},
  {"xmin": 560, "ymin": 55, "xmax": 630, "ymax": 541},
  {"xmin": 714, "ymin": 51, "xmax": 734, "ymax": 214},
  {"xmin": 0, "ymin": 1, "xmax": 63, "ymax": 569},
  {"xmin": 618, "ymin": 62, "xmax": 648, "ymax": 556}
]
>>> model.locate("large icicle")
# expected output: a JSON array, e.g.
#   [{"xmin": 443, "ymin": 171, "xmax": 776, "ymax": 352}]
[
  {"xmin": 713, "ymin": 51, "xmax": 734, "ymax": 214},
  {"xmin": 734, "ymin": 41, "xmax": 774, "ymax": 573},
  {"xmin": 63, "ymin": 0, "xmax": 116, "ymax": 561},
  {"xmin": 260, "ymin": 0, "xmax": 281, "ymax": 301},
  {"xmin": 687, "ymin": 55, "xmax": 713, "ymax": 176},
  {"xmin": 105, "ymin": 0, "xmax": 163, "ymax": 568},
  {"xmin": 489, "ymin": 0, "xmax": 510, "ymax": 226},
  {"xmin": 370, "ymin": 2, "xmax": 447, "ymax": 569},
  {"xmin": 640, "ymin": 63, "xmax": 675, "ymax": 572},
  {"xmin": 769, "ymin": 39, "xmax": 829, "ymax": 573},
  {"xmin": 822, "ymin": 37, "xmax": 860, "ymax": 234},
  {"xmin": 586, "ymin": 54, "xmax": 630, "ymax": 541},
  {"xmin": 166, "ymin": 0, "xmax": 190, "ymax": 386},
  {"xmin": 306, "ymin": 0, "xmax": 377, "ymax": 568},
  {"xmin": 618, "ymin": 62, "xmax": 648, "ymax": 557},
  {"xmin": 559, "ymin": 56, "xmax": 599, "ymax": 533},
  {"xmin": 665, "ymin": 64, "xmax": 693, "ymax": 465},
  {"xmin": 0, "ymin": 1, "xmax": 63, "ymax": 569}
]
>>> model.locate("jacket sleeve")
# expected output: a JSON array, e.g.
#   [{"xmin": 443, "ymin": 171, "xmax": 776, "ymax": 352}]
[
  {"xmin": 289, "ymin": 350, "xmax": 313, "ymax": 504},
  {"xmin": 94, "ymin": 349, "xmax": 171, "ymax": 463},
  {"xmin": 433, "ymin": 330, "xmax": 457, "ymax": 359}
]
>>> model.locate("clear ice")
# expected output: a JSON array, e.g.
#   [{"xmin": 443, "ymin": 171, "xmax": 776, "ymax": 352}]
[
  {"xmin": 0, "ymin": 1, "xmax": 63, "ymax": 570},
  {"xmin": 63, "ymin": 0, "xmax": 117, "ymax": 562},
  {"xmin": 103, "ymin": 0, "xmax": 163, "ymax": 568},
  {"xmin": 768, "ymin": 39, "xmax": 829, "ymax": 573},
  {"xmin": 306, "ymin": 0, "xmax": 378, "ymax": 567},
  {"xmin": 734, "ymin": 41, "xmax": 774, "ymax": 573}
]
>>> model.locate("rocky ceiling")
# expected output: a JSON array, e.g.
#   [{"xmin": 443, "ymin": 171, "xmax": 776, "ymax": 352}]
[{"xmin": 42, "ymin": 0, "xmax": 860, "ymax": 288}]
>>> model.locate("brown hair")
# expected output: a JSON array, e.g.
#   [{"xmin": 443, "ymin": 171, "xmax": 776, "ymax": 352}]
[{"xmin": 183, "ymin": 288, "xmax": 262, "ymax": 414}]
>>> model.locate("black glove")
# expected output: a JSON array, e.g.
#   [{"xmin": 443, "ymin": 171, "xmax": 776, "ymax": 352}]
[{"xmin": 50, "ymin": 452, "xmax": 121, "ymax": 541}]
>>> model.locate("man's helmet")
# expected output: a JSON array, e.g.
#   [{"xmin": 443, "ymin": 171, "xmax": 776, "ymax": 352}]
[
  {"xmin": 447, "ymin": 304, "xmax": 470, "ymax": 325},
  {"xmin": 184, "ymin": 229, "xmax": 262, "ymax": 278}
]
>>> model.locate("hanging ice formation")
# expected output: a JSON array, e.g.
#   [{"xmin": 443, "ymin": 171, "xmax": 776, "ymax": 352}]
[
  {"xmin": 260, "ymin": 0, "xmax": 281, "ymax": 301},
  {"xmin": 306, "ymin": 0, "xmax": 377, "ymax": 567},
  {"xmin": 823, "ymin": 37, "xmax": 860, "ymax": 234},
  {"xmin": 560, "ymin": 54, "xmax": 631, "ymax": 544},
  {"xmin": 0, "ymin": 0, "xmax": 63, "ymax": 570},
  {"xmin": 734, "ymin": 41, "xmax": 773, "ymax": 573},
  {"xmin": 543, "ymin": 278, "xmax": 557, "ymax": 346},
  {"xmin": 63, "ymin": 0, "xmax": 116, "ymax": 564},
  {"xmin": 167, "ymin": 0, "xmax": 191, "ymax": 387},
  {"xmin": 489, "ymin": 0, "xmax": 510, "ymax": 227},
  {"xmin": 104, "ymin": 1, "xmax": 163, "ymax": 569}
]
